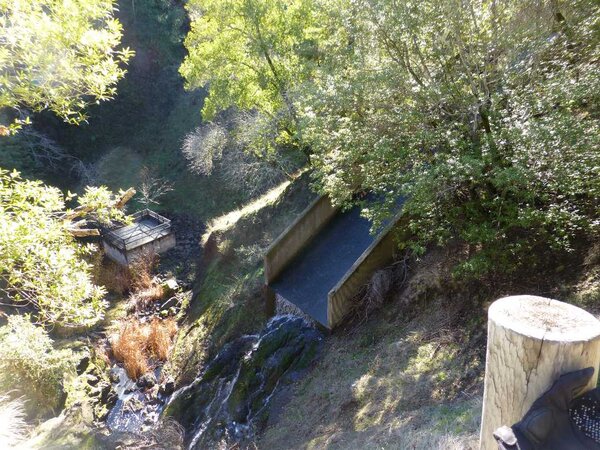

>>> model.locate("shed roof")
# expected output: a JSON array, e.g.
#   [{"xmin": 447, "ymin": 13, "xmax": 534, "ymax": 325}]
[{"xmin": 104, "ymin": 209, "xmax": 171, "ymax": 251}]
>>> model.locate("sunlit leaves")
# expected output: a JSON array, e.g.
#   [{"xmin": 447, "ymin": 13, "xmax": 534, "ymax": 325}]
[
  {"xmin": 0, "ymin": 0, "xmax": 132, "ymax": 129},
  {"xmin": 181, "ymin": 0, "xmax": 323, "ymax": 149},
  {"xmin": 0, "ymin": 169, "xmax": 128, "ymax": 327},
  {"xmin": 302, "ymin": 0, "xmax": 600, "ymax": 276}
]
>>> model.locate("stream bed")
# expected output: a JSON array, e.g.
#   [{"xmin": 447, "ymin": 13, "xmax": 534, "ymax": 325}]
[
  {"xmin": 163, "ymin": 315, "xmax": 322, "ymax": 449},
  {"xmin": 103, "ymin": 315, "xmax": 321, "ymax": 448}
]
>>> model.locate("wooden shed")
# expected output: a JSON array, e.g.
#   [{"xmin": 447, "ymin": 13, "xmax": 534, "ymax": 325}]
[
  {"xmin": 103, "ymin": 209, "xmax": 176, "ymax": 266},
  {"xmin": 264, "ymin": 196, "xmax": 403, "ymax": 330}
]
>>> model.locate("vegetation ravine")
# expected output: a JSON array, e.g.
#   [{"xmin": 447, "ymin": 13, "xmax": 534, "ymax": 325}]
[{"xmin": 0, "ymin": 0, "xmax": 599, "ymax": 449}]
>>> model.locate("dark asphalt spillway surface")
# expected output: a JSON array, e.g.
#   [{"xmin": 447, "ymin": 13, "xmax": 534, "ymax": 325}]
[{"xmin": 270, "ymin": 205, "xmax": 376, "ymax": 326}]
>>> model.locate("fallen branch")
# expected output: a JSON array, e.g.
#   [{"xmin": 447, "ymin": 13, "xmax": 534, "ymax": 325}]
[
  {"xmin": 67, "ymin": 228, "xmax": 101, "ymax": 237},
  {"xmin": 115, "ymin": 187, "xmax": 136, "ymax": 210}
]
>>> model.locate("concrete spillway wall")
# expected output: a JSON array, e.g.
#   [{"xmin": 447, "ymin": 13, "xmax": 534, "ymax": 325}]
[
  {"xmin": 265, "ymin": 195, "xmax": 403, "ymax": 330},
  {"xmin": 327, "ymin": 216, "xmax": 402, "ymax": 327}
]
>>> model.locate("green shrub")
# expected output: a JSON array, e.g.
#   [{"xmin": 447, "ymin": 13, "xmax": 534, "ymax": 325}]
[
  {"xmin": 0, "ymin": 169, "xmax": 132, "ymax": 327},
  {"xmin": 0, "ymin": 316, "xmax": 75, "ymax": 418}
]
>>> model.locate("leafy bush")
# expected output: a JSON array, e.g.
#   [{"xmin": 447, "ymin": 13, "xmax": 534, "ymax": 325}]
[
  {"xmin": 182, "ymin": 113, "xmax": 295, "ymax": 198},
  {"xmin": 0, "ymin": 169, "xmax": 131, "ymax": 327},
  {"xmin": 0, "ymin": 316, "xmax": 74, "ymax": 418},
  {"xmin": 0, "ymin": 0, "xmax": 132, "ymax": 131}
]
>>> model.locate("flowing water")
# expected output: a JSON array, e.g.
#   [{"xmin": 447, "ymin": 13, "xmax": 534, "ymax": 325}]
[
  {"xmin": 106, "ymin": 366, "xmax": 166, "ymax": 433},
  {"xmin": 163, "ymin": 315, "xmax": 322, "ymax": 449}
]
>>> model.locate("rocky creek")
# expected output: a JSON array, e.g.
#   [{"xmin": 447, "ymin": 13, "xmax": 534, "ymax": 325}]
[{"xmin": 161, "ymin": 315, "xmax": 322, "ymax": 448}]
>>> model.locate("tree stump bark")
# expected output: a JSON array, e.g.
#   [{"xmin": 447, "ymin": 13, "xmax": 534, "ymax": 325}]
[{"xmin": 480, "ymin": 295, "xmax": 600, "ymax": 450}]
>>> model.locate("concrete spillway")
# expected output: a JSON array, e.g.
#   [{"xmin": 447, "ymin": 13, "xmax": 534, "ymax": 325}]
[
  {"xmin": 265, "ymin": 196, "xmax": 404, "ymax": 330},
  {"xmin": 269, "ymin": 206, "xmax": 376, "ymax": 326}
]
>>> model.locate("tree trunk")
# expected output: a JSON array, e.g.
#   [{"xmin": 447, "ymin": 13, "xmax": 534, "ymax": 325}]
[{"xmin": 480, "ymin": 295, "xmax": 600, "ymax": 450}]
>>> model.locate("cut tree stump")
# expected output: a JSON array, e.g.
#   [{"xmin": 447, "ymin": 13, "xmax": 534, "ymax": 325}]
[{"xmin": 480, "ymin": 295, "xmax": 600, "ymax": 450}]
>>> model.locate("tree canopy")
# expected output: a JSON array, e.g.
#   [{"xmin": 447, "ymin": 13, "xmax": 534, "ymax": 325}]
[
  {"xmin": 0, "ymin": 0, "xmax": 132, "ymax": 132},
  {"xmin": 183, "ymin": 0, "xmax": 600, "ymax": 276},
  {"xmin": 180, "ymin": 0, "xmax": 322, "ymax": 150},
  {"xmin": 300, "ymin": 0, "xmax": 600, "ymax": 275}
]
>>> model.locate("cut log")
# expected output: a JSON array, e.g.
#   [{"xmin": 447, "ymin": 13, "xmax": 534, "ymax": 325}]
[
  {"xmin": 114, "ymin": 187, "xmax": 136, "ymax": 210},
  {"xmin": 62, "ymin": 205, "xmax": 94, "ymax": 221},
  {"xmin": 480, "ymin": 295, "xmax": 600, "ymax": 450}
]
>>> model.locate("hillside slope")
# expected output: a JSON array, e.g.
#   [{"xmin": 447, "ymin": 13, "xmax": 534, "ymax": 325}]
[{"xmin": 258, "ymin": 243, "xmax": 600, "ymax": 449}]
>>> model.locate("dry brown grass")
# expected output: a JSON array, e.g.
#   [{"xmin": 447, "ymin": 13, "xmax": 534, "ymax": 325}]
[
  {"xmin": 110, "ymin": 318, "xmax": 178, "ymax": 379},
  {"xmin": 130, "ymin": 283, "xmax": 165, "ymax": 312},
  {"xmin": 129, "ymin": 249, "xmax": 159, "ymax": 291},
  {"xmin": 148, "ymin": 318, "xmax": 178, "ymax": 360},
  {"xmin": 110, "ymin": 320, "xmax": 149, "ymax": 379},
  {"xmin": 100, "ymin": 248, "xmax": 164, "ymax": 311},
  {"xmin": 98, "ymin": 259, "xmax": 132, "ymax": 295}
]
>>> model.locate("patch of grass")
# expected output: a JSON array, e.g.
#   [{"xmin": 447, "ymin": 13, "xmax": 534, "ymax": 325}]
[
  {"xmin": 260, "ymin": 279, "xmax": 486, "ymax": 450},
  {"xmin": 0, "ymin": 316, "xmax": 76, "ymax": 419},
  {"xmin": 0, "ymin": 395, "xmax": 28, "ymax": 447},
  {"xmin": 94, "ymin": 146, "xmax": 144, "ymax": 193},
  {"xmin": 201, "ymin": 175, "xmax": 297, "ymax": 245},
  {"xmin": 165, "ymin": 174, "xmax": 314, "ymax": 385},
  {"xmin": 428, "ymin": 400, "xmax": 481, "ymax": 435},
  {"xmin": 130, "ymin": 283, "xmax": 165, "ymax": 311}
]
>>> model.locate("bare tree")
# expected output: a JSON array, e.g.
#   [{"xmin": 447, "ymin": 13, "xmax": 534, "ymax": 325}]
[{"xmin": 138, "ymin": 166, "xmax": 173, "ymax": 208}]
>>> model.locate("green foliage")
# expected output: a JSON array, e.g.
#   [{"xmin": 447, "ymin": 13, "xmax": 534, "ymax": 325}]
[
  {"xmin": 0, "ymin": 0, "xmax": 132, "ymax": 130},
  {"xmin": 181, "ymin": 0, "xmax": 322, "ymax": 150},
  {"xmin": 0, "ymin": 168, "xmax": 128, "ymax": 327},
  {"xmin": 0, "ymin": 315, "xmax": 75, "ymax": 418},
  {"xmin": 299, "ymin": 0, "xmax": 600, "ymax": 276}
]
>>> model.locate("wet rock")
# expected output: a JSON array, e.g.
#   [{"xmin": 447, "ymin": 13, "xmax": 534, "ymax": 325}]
[
  {"xmin": 95, "ymin": 404, "xmax": 110, "ymax": 421},
  {"xmin": 109, "ymin": 367, "xmax": 121, "ymax": 384},
  {"xmin": 76, "ymin": 356, "xmax": 90, "ymax": 375},
  {"xmin": 86, "ymin": 374, "xmax": 100, "ymax": 386},
  {"xmin": 159, "ymin": 379, "xmax": 175, "ymax": 396},
  {"xmin": 125, "ymin": 397, "xmax": 144, "ymax": 413},
  {"xmin": 163, "ymin": 315, "xmax": 322, "ymax": 449},
  {"xmin": 137, "ymin": 373, "xmax": 157, "ymax": 389},
  {"xmin": 160, "ymin": 296, "xmax": 178, "ymax": 311},
  {"xmin": 145, "ymin": 385, "xmax": 162, "ymax": 404},
  {"xmin": 101, "ymin": 383, "xmax": 117, "ymax": 406},
  {"xmin": 162, "ymin": 279, "xmax": 179, "ymax": 297},
  {"xmin": 106, "ymin": 391, "xmax": 118, "ymax": 407}
]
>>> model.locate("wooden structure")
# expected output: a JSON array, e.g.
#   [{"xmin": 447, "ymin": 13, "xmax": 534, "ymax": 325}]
[
  {"xmin": 480, "ymin": 295, "xmax": 600, "ymax": 450},
  {"xmin": 103, "ymin": 209, "xmax": 176, "ymax": 266},
  {"xmin": 264, "ymin": 195, "xmax": 403, "ymax": 330}
]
